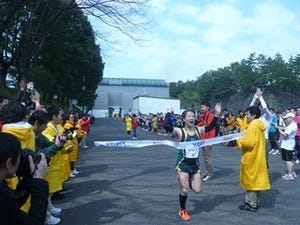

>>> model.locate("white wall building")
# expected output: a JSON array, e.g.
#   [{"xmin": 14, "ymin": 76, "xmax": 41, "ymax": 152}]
[
  {"xmin": 92, "ymin": 78, "xmax": 171, "ymax": 117},
  {"xmin": 132, "ymin": 95, "xmax": 180, "ymax": 115}
]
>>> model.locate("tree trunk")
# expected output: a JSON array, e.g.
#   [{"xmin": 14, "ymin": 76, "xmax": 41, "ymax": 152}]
[{"xmin": 0, "ymin": 62, "xmax": 9, "ymax": 88}]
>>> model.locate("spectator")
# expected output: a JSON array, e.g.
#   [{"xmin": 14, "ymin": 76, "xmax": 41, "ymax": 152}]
[
  {"xmin": 152, "ymin": 114, "xmax": 158, "ymax": 133},
  {"xmin": 220, "ymin": 108, "xmax": 229, "ymax": 136},
  {"xmin": 0, "ymin": 100, "xmax": 36, "ymax": 212},
  {"xmin": 163, "ymin": 107, "xmax": 177, "ymax": 136},
  {"xmin": 0, "ymin": 132, "xmax": 48, "ymax": 225},
  {"xmin": 63, "ymin": 113, "xmax": 80, "ymax": 177},
  {"xmin": 226, "ymin": 112, "xmax": 236, "ymax": 146},
  {"xmin": 124, "ymin": 114, "xmax": 132, "ymax": 135},
  {"xmin": 196, "ymin": 101, "xmax": 219, "ymax": 182},
  {"xmin": 235, "ymin": 110, "xmax": 248, "ymax": 132},
  {"xmin": 132, "ymin": 114, "xmax": 139, "ymax": 139},
  {"xmin": 237, "ymin": 106, "xmax": 270, "ymax": 212},
  {"xmin": 295, "ymin": 106, "xmax": 300, "ymax": 164},
  {"xmin": 79, "ymin": 114, "xmax": 91, "ymax": 148},
  {"xmin": 42, "ymin": 107, "xmax": 74, "ymax": 224},
  {"xmin": 278, "ymin": 112, "xmax": 298, "ymax": 180},
  {"xmin": 268, "ymin": 108, "xmax": 280, "ymax": 155},
  {"xmin": 249, "ymin": 88, "xmax": 272, "ymax": 166}
]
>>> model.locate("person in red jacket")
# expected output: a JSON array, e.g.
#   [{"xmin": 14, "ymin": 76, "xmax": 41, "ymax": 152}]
[
  {"xmin": 79, "ymin": 114, "xmax": 91, "ymax": 148},
  {"xmin": 196, "ymin": 101, "xmax": 218, "ymax": 182},
  {"xmin": 132, "ymin": 114, "xmax": 139, "ymax": 139}
]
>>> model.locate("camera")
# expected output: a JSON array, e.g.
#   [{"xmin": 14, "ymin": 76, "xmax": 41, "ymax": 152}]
[
  {"xmin": 16, "ymin": 149, "xmax": 50, "ymax": 178},
  {"xmin": 61, "ymin": 127, "xmax": 78, "ymax": 141}
]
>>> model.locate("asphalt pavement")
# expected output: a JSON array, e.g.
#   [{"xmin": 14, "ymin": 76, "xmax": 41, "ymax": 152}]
[{"xmin": 55, "ymin": 118, "xmax": 300, "ymax": 225}]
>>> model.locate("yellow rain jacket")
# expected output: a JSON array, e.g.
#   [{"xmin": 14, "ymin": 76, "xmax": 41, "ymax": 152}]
[
  {"xmin": 235, "ymin": 116, "xmax": 248, "ymax": 132},
  {"xmin": 64, "ymin": 120, "xmax": 79, "ymax": 162},
  {"xmin": 125, "ymin": 116, "xmax": 132, "ymax": 132},
  {"xmin": 2, "ymin": 121, "xmax": 35, "ymax": 212},
  {"xmin": 42, "ymin": 122, "xmax": 72, "ymax": 193},
  {"xmin": 2, "ymin": 121, "xmax": 35, "ymax": 150},
  {"xmin": 237, "ymin": 119, "xmax": 271, "ymax": 191},
  {"xmin": 57, "ymin": 124, "xmax": 72, "ymax": 181}
]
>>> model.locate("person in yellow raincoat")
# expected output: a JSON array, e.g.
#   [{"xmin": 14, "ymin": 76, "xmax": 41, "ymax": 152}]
[
  {"xmin": 42, "ymin": 107, "xmax": 73, "ymax": 224},
  {"xmin": 235, "ymin": 110, "xmax": 248, "ymax": 132},
  {"xmin": 124, "ymin": 114, "xmax": 132, "ymax": 135},
  {"xmin": 64, "ymin": 113, "xmax": 80, "ymax": 177},
  {"xmin": 237, "ymin": 106, "xmax": 271, "ymax": 212}
]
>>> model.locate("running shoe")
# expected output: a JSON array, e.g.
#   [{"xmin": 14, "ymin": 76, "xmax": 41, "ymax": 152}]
[
  {"xmin": 45, "ymin": 214, "xmax": 61, "ymax": 225},
  {"xmin": 272, "ymin": 149, "xmax": 280, "ymax": 155},
  {"xmin": 49, "ymin": 206, "xmax": 62, "ymax": 215},
  {"xmin": 268, "ymin": 149, "xmax": 275, "ymax": 154},
  {"xmin": 202, "ymin": 174, "xmax": 213, "ymax": 182},
  {"xmin": 72, "ymin": 169, "xmax": 79, "ymax": 175},
  {"xmin": 282, "ymin": 173, "xmax": 295, "ymax": 181},
  {"xmin": 239, "ymin": 202, "xmax": 258, "ymax": 212},
  {"xmin": 178, "ymin": 209, "xmax": 190, "ymax": 221}
]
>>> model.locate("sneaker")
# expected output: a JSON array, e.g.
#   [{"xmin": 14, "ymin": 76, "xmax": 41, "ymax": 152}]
[
  {"xmin": 70, "ymin": 172, "xmax": 76, "ymax": 178},
  {"xmin": 178, "ymin": 209, "xmax": 190, "ymax": 221},
  {"xmin": 282, "ymin": 173, "xmax": 295, "ymax": 181},
  {"xmin": 50, "ymin": 206, "xmax": 62, "ymax": 215},
  {"xmin": 295, "ymin": 159, "xmax": 300, "ymax": 165},
  {"xmin": 272, "ymin": 149, "xmax": 280, "ymax": 155},
  {"xmin": 45, "ymin": 215, "xmax": 61, "ymax": 225},
  {"xmin": 239, "ymin": 202, "xmax": 258, "ymax": 212},
  {"xmin": 202, "ymin": 174, "xmax": 212, "ymax": 182},
  {"xmin": 268, "ymin": 149, "xmax": 275, "ymax": 154},
  {"xmin": 72, "ymin": 169, "xmax": 79, "ymax": 175},
  {"xmin": 292, "ymin": 171, "xmax": 297, "ymax": 178}
]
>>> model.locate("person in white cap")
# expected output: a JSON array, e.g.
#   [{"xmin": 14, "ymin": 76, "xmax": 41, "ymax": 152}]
[{"xmin": 277, "ymin": 112, "xmax": 297, "ymax": 180}]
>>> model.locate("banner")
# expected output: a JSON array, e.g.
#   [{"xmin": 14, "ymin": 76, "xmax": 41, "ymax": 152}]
[{"xmin": 94, "ymin": 132, "xmax": 242, "ymax": 150}]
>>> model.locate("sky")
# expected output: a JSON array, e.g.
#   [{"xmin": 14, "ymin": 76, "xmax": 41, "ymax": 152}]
[{"xmin": 90, "ymin": 0, "xmax": 300, "ymax": 83}]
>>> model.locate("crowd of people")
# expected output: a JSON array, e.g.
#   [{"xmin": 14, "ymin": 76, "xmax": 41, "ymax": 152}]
[
  {"xmin": 0, "ymin": 81, "xmax": 92, "ymax": 225},
  {"xmin": 121, "ymin": 88, "xmax": 300, "ymax": 221},
  {"xmin": 2, "ymin": 82, "xmax": 300, "ymax": 223}
]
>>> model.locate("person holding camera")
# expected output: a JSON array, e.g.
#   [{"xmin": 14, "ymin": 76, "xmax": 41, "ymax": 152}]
[
  {"xmin": 28, "ymin": 110, "xmax": 66, "ymax": 224},
  {"xmin": 28, "ymin": 110, "xmax": 64, "ymax": 159},
  {"xmin": 42, "ymin": 107, "xmax": 74, "ymax": 224},
  {"xmin": 0, "ymin": 100, "xmax": 36, "ymax": 212},
  {"xmin": 0, "ymin": 132, "xmax": 49, "ymax": 225},
  {"xmin": 63, "ymin": 113, "xmax": 80, "ymax": 177}
]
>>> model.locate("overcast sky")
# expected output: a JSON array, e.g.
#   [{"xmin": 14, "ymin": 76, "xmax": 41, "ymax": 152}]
[{"xmin": 90, "ymin": 0, "xmax": 300, "ymax": 83}]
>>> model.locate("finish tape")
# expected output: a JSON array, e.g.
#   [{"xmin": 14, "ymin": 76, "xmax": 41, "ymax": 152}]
[{"xmin": 94, "ymin": 132, "xmax": 242, "ymax": 149}]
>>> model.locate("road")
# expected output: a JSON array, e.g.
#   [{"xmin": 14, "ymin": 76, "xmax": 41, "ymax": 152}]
[{"xmin": 55, "ymin": 118, "xmax": 300, "ymax": 225}]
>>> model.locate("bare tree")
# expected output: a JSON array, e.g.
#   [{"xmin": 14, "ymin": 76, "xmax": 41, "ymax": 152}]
[
  {"xmin": 0, "ymin": 0, "xmax": 150, "ymax": 87},
  {"xmin": 79, "ymin": 0, "xmax": 150, "ymax": 41}
]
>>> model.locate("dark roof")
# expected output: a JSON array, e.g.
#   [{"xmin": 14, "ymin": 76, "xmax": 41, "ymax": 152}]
[
  {"xmin": 100, "ymin": 78, "xmax": 169, "ymax": 87},
  {"xmin": 133, "ymin": 95, "xmax": 177, "ymax": 100}
]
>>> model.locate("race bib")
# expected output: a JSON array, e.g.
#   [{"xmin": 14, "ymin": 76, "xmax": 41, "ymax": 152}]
[{"xmin": 185, "ymin": 145, "xmax": 199, "ymax": 158}]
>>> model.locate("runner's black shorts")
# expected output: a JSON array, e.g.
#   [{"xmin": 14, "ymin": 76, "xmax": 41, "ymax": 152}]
[{"xmin": 175, "ymin": 159, "xmax": 201, "ymax": 175}]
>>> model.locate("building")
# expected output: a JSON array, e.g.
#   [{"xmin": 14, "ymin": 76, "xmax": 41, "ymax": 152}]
[
  {"xmin": 92, "ymin": 77, "xmax": 173, "ymax": 117},
  {"xmin": 132, "ymin": 95, "xmax": 180, "ymax": 115}
]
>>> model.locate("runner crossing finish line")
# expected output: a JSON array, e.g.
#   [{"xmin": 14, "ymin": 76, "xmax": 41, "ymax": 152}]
[{"xmin": 94, "ymin": 132, "xmax": 243, "ymax": 149}]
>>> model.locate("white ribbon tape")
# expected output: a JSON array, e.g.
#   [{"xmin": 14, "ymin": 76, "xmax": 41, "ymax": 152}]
[{"xmin": 94, "ymin": 132, "xmax": 242, "ymax": 149}]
